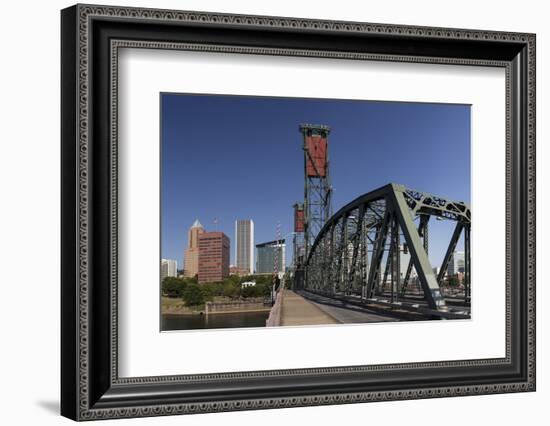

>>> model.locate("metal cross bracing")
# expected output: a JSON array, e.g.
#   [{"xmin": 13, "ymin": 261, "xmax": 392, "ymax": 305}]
[{"xmin": 304, "ymin": 183, "xmax": 471, "ymax": 313}]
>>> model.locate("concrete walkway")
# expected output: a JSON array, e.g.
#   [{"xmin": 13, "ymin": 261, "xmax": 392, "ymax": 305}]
[
  {"xmin": 298, "ymin": 291, "xmax": 400, "ymax": 323},
  {"xmin": 280, "ymin": 290, "xmax": 339, "ymax": 326}
]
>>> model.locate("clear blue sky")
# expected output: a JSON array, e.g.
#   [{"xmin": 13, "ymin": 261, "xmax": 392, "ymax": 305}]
[{"xmin": 161, "ymin": 93, "xmax": 470, "ymax": 270}]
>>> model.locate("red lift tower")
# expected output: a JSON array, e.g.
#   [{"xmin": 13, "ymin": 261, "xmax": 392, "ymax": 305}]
[{"xmin": 300, "ymin": 124, "xmax": 332, "ymax": 261}]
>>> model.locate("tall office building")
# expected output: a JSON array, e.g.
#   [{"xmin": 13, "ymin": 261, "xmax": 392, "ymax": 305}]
[
  {"xmin": 256, "ymin": 240, "xmax": 286, "ymax": 274},
  {"xmin": 198, "ymin": 232, "xmax": 230, "ymax": 283},
  {"xmin": 160, "ymin": 259, "xmax": 177, "ymax": 282},
  {"xmin": 447, "ymin": 251, "xmax": 465, "ymax": 276},
  {"xmin": 235, "ymin": 219, "xmax": 254, "ymax": 275},
  {"xmin": 183, "ymin": 219, "xmax": 204, "ymax": 278}
]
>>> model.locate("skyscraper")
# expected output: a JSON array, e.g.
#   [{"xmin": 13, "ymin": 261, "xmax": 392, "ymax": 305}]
[
  {"xmin": 235, "ymin": 219, "xmax": 254, "ymax": 275},
  {"xmin": 447, "ymin": 251, "xmax": 466, "ymax": 276},
  {"xmin": 256, "ymin": 240, "xmax": 286, "ymax": 274},
  {"xmin": 198, "ymin": 232, "xmax": 230, "ymax": 283},
  {"xmin": 184, "ymin": 219, "xmax": 204, "ymax": 278},
  {"xmin": 160, "ymin": 259, "xmax": 177, "ymax": 282}
]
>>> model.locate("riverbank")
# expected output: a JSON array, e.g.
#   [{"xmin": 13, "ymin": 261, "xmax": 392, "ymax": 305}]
[
  {"xmin": 205, "ymin": 300, "xmax": 271, "ymax": 315},
  {"xmin": 161, "ymin": 296, "xmax": 203, "ymax": 315},
  {"xmin": 161, "ymin": 296, "xmax": 271, "ymax": 316}
]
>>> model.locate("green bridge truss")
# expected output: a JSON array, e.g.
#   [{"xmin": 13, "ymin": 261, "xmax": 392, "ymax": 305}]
[{"xmin": 303, "ymin": 183, "xmax": 471, "ymax": 312}]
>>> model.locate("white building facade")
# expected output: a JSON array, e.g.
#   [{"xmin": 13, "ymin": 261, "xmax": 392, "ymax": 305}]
[
  {"xmin": 161, "ymin": 258, "xmax": 178, "ymax": 281},
  {"xmin": 447, "ymin": 251, "xmax": 465, "ymax": 276},
  {"xmin": 235, "ymin": 219, "xmax": 254, "ymax": 274}
]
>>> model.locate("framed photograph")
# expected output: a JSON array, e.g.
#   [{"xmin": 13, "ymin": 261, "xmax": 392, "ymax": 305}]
[{"xmin": 61, "ymin": 4, "xmax": 536, "ymax": 421}]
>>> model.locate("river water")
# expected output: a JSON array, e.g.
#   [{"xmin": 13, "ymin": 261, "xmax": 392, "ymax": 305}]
[{"xmin": 161, "ymin": 311, "xmax": 269, "ymax": 331}]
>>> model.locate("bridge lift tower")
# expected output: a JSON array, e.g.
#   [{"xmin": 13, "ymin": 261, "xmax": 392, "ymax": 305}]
[
  {"xmin": 291, "ymin": 202, "xmax": 305, "ymax": 289},
  {"xmin": 292, "ymin": 203, "xmax": 305, "ymax": 265},
  {"xmin": 300, "ymin": 124, "xmax": 332, "ymax": 261}
]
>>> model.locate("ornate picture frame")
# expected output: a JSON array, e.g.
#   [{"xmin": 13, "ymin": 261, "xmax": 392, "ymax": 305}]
[{"xmin": 61, "ymin": 4, "xmax": 536, "ymax": 420}]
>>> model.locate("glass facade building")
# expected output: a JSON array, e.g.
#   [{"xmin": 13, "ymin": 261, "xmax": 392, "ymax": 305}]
[{"xmin": 256, "ymin": 240, "xmax": 285, "ymax": 274}]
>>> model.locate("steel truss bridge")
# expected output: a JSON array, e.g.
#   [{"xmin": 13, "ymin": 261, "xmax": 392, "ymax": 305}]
[{"xmin": 302, "ymin": 183, "xmax": 471, "ymax": 317}]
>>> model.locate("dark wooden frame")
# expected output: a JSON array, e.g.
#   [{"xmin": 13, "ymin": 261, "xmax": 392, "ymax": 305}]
[{"xmin": 61, "ymin": 4, "xmax": 536, "ymax": 421}]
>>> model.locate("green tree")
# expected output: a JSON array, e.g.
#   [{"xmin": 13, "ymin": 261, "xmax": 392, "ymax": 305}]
[
  {"xmin": 222, "ymin": 281, "xmax": 240, "ymax": 299},
  {"xmin": 241, "ymin": 285, "xmax": 259, "ymax": 298},
  {"xmin": 448, "ymin": 275, "xmax": 460, "ymax": 287},
  {"xmin": 162, "ymin": 277, "xmax": 187, "ymax": 297},
  {"xmin": 227, "ymin": 275, "xmax": 241, "ymax": 286},
  {"xmin": 255, "ymin": 282, "xmax": 271, "ymax": 298},
  {"xmin": 200, "ymin": 283, "xmax": 214, "ymax": 301},
  {"xmin": 182, "ymin": 283, "xmax": 205, "ymax": 306}
]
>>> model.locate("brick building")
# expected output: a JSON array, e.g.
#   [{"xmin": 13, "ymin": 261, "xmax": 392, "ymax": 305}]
[{"xmin": 198, "ymin": 231, "xmax": 230, "ymax": 283}]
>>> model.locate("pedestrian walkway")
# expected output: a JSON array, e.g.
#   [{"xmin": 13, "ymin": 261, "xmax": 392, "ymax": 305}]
[{"xmin": 280, "ymin": 290, "xmax": 339, "ymax": 326}]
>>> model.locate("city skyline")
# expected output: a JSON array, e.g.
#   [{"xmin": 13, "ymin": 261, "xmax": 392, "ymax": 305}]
[
  {"xmin": 166, "ymin": 225, "xmax": 466, "ymax": 277},
  {"xmin": 178, "ymin": 218, "xmax": 284, "ymax": 275},
  {"xmin": 161, "ymin": 93, "xmax": 470, "ymax": 270}
]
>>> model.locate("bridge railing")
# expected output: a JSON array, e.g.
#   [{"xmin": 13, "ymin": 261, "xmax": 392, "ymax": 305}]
[{"xmin": 266, "ymin": 288, "xmax": 284, "ymax": 327}]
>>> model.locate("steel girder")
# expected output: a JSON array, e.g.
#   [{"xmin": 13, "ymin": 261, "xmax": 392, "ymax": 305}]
[{"xmin": 304, "ymin": 183, "xmax": 471, "ymax": 311}]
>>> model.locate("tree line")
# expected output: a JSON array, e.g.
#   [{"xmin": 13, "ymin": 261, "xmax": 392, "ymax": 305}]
[{"xmin": 162, "ymin": 274, "xmax": 277, "ymax": 307}]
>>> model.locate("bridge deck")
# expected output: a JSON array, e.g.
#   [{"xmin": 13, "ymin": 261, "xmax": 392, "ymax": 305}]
[{"xmin": 280, "ymin": 290, "xmax": 338, "ymax": 326}]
